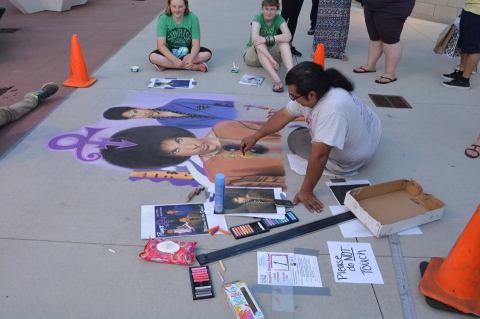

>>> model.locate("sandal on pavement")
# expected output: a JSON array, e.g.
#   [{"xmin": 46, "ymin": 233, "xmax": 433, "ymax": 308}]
[
  {"xmin": 375, "ymin": 75, "xmax": 397, "ymax": 84},
  {"xmin": 465, "ymin": 144, "xmax": 480, "ymax": 159},
  {"xmin": 272, "ymin": 82, "xmax": 284, "ymax": 93},
  {"xmin": 353, "ymin": 66, "xmax": 376, "ymax": 73}
]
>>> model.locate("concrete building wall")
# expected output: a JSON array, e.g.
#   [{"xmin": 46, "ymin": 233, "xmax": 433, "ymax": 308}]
[{"xmin": 412, "ymin": 0, "xmax": 464, "ymax": 23}]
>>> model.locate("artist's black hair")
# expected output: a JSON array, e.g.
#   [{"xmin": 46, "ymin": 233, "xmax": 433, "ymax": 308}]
[
  {"xmin": 103, "ymin": 107, "xmax": 135, "ymax": 120},
  {"xmin": 262, "ymin": 0, "xmax": 279, "ymax": 8},
  {"xmin": 285, "ymin": 61, "xmax": 354, "ymax": 99},
  {"xmin": 101, "ymin": 126, "xmax": 195, "ymax": 169}
]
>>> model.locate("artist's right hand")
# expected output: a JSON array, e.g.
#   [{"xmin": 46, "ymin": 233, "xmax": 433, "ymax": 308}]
[
  {"xmin": 240, "ymin": 134, "xmax": 258, "ymax": 155},
  {"xmin": 294, "ymin": 190, "xmax": 324, "ymax": 213}
]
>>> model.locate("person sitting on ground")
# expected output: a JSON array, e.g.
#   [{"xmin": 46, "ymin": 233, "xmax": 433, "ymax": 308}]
[
  {"xmin": 244, "ymin": 0, "xmax": 294, "ymax": 93},
  {"xmin": 148, "ymin": 0, "xmax": 212, "ymax": 72},
  {"xmin": 240, "ymin": 62, "xmax": 382, "ymax": 212},
  {"xmin": 0, "ymin": 83, "xmax": 59, "ymax": 128}
]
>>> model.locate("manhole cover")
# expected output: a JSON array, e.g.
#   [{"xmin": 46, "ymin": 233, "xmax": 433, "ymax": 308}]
[{"xmin": 369, "ymin": 94, "xmax": 412, "ymax": 109}]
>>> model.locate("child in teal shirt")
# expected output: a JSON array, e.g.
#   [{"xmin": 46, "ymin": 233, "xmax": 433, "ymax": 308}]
[
  {"xmin": 244, "ymin": 0, "xmax": 294, "ymax": 92},
  {"xmin": 149, "ymin": 0, "xmax": 211, "ymax": 72}
]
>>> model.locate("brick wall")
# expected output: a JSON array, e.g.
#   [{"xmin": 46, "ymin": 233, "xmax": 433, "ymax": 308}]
[{"xmin": 412, "ymin": 0, "xmax": 464, "ymax": 23}]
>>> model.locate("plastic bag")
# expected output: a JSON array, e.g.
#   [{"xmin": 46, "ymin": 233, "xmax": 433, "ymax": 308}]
[{"xmin": 139, "ymin": 238, "xmax": 197, "ymax": 265}]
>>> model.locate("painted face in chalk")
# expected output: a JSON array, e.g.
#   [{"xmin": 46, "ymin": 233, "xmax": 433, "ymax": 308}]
[
  {"xmin": 161, "ymin": 137, "xmax": 221, "ymax": 157},
  {"xmin": 122, "ymin": 109, "xmax": 155, "ymax": 119}
]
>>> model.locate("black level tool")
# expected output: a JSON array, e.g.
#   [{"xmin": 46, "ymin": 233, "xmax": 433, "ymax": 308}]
[{"xmin": 196, "ymin": 212, "xmax": 355, "ymax": 265}]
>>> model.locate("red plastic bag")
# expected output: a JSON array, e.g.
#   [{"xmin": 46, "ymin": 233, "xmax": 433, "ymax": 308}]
[{"xmin": 139, "ymin": 238, "xmax": 197, "ymax": 265}]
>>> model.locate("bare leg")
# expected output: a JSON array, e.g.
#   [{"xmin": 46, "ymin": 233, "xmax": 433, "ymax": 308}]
[
  {"xmin": 366, "ymin": 40, "xmax": 383, "ymax": 70},
  {"xmin": 462, "ymin": 53, "xmax": 480, "ymax": 78},
  {"xmin": 192, "ymin": 51, "xmax": 212, "ymax": 63},
  {"xmin": 354, "ymin": 40, "xmax": 382, "ymax": 72},
  {"xmin": 255, "ymin": 44, "xmax": 281, "ymax": 84},
  {"xmin": 149, "ymin": 52, "xmax": 176, "ymax": 70},
  {"xmin": 278, "ymin": 42, "xmax": 294, "ymax": 71},
  {"xmin": 380, "ymin": 41, "xmax": 402, "ymax": 80}
]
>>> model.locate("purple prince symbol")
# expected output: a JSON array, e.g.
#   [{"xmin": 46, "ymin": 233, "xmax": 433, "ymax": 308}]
[{"xmin": 48, "ymin": 126, "xmax": 137, "ymax": 162}]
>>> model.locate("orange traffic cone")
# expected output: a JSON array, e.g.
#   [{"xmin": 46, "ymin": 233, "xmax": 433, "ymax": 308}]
[
  {"xmin": 313, "ymin": 43, "xmax": 325, "ymax": 69},
  {"xmin": 419, "ymin": 205, "xmax": 480, "ymax": 315},
  {"xmin": 63, "ymin": 34, "xmax": 96, "ymax": 88}
]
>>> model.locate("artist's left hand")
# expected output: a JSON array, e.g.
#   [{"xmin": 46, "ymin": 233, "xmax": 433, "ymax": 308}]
[
  {"xmin": 183, "ymin": 54, "xmax": 194, "ymax": 69},
  {"xmin": 294, "ymin": 190, "xmax": 323, "ymax": 213}
]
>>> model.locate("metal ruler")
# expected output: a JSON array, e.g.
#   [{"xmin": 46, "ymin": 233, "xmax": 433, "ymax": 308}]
[{"xmin": 388, "ymin": 233, "xmax": 417, "ymax": 319}]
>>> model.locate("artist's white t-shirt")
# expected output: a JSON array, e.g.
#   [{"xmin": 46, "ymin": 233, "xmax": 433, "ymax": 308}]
[{"xmin": 285, "ymin": 88, "xmax": 382, "ymax": 174}]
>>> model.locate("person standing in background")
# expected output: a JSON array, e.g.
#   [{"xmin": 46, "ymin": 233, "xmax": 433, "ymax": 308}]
[
  {"xmin": 442, "ymin": 0, "xmax": 480, "ymax": 90},
  {"xmin": 312, "ymin": 0, "xmax": 352, "ymax": 60},
  {"xmin": 353, "ymin": 0, "xmax": 415, "ymax": 84},
  {"xmin": 281, "ymin": 0, "xmax": 305, "ymax": 57},
  {"xmin": 308, "ymin": 0, "xmax": 319, "ymax": 35}
]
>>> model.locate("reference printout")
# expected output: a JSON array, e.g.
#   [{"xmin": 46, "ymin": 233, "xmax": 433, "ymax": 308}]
[{"xmin": 257, "ymin": 252, "xmax": 323, "ymax": 287}]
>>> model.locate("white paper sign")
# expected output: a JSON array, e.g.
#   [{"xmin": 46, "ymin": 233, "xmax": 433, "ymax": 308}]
[
  {"xmin": 327, "ymin": 241, "xmax": 384, "ymax": 284},
  {"xmin": 257, "ymin": 252, "xmax": 323, "ymax": 287}
]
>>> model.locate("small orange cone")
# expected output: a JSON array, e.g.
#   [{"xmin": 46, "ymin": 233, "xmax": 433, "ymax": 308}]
[
  {"xmin": 419, "ymin": 205, "xmax": 480, "ymax": 315},
  {"xmin": 63, "ymin": 34, "xmax": 96, "ymax": 88},
  {"xmin": 313, "ymin": 43, "xmax": 325, "ymax": 68}
]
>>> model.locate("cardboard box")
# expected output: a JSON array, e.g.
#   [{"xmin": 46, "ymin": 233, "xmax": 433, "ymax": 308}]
[{"xmin": 344, "ymin": 179, "xmax": 444, "ymax": 238}]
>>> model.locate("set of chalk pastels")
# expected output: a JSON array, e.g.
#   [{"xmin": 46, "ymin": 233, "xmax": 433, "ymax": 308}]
[
  {"xmin": 229, "ymin": 212, "xmax": 299, "ymax": 240},
  {"xmin": 189, "ymin": 266, "xmax": 214, "ymax": 300}
]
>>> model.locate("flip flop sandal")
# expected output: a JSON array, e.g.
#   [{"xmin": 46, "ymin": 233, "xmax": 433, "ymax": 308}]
[
  {"xmin": 353, "ymin": 66, "xmax": 376, "ymax": 73},
  {"xmin": 375, "ymin": 76, "xmax": 397, "ymax": 84},
  {"xmin": 272, "ymin": 82, "xmax": 284, "ymax": 93},
  {"xmin": 465, "ymin": 144, "xmax": 480, "ymax": 159}
]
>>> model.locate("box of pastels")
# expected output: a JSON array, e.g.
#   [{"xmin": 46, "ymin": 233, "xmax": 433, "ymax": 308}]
[{"xmin": 229, "ymin": 211, "xmax": 299, "ymax": 239}]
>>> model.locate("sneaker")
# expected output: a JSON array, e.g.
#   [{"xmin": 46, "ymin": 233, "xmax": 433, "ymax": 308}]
[
  {"xmin": 27, "ymin": 82, "xmax": 59, "ymax": 102},
  {"xmin": 442, "ymin": 69, "xmax": 462, "ymax": 80},
  {"xmin": 291, "ymin": 46, "xmax": 302, "ymax": 57},
  {"xmin": 442, "ymin": 77, "xmax": 470, "ymax": 90},
  {"xmin": 307, "ymin": 29, "xmax": 315, "ymax": 35}
]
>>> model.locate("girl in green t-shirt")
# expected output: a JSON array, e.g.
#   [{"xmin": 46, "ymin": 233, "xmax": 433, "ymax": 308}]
[
  {"xmin": 149, "ymin": 0, "xmax": 212, "ymax": 72},
  {"xmin": 244, "ymin": 0, "xmax": 294, "ymax": 92}
]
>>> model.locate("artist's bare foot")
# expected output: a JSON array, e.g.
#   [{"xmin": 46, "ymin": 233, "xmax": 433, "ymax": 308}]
[{"xmin": 191, "ymin": 62, "xmax": 208, "ymax": 72}]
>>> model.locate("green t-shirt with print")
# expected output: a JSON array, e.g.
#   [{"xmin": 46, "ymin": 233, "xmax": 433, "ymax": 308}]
[
  {"xmin": 156, "ymin": 13, "xmax": 201, "ymax": 50},
  {"xmin": 246, "ymin": 13, "xmax": 285, "ymax": 48}
]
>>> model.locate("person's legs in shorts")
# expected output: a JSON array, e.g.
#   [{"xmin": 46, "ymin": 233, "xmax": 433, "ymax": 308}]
[
  {"xmin": 444, "ymin": 10, "xmax": 480, "ymax": 89},
  {"xmin": 353, "ymin": 8, "xmax": 381, "ymax": 73}
]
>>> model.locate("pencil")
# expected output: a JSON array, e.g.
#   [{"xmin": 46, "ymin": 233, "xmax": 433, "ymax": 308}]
[
  {"xmin": 219, "ymin": 260, "xmax": 226, "ymax": 272},
  {"xmin": 216, "ymin": 270, "xmax": 225, "ymax": 283}
]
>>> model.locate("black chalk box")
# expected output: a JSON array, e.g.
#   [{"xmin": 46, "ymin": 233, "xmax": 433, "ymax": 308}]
[{"xmin": 189, "ymin": 265, "xmax": 214, "ymax": 300}]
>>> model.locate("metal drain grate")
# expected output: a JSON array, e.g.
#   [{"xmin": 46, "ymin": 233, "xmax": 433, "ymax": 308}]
[
  {"xmin": 369, "ymin": 94, "xmax": 412, "ymax": 109},
  {"xmin": 0, "ymin": 28, "xmax": 20, "ymax": 33},
  {"xmin": 0, "ymin": 86, "xmax": 14, "ymax": 97}
]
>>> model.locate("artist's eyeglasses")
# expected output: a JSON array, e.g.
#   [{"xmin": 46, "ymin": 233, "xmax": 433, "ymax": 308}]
[{"xmin": 289, "ymin": 93, "xmax": 302, "ymax": 101}]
